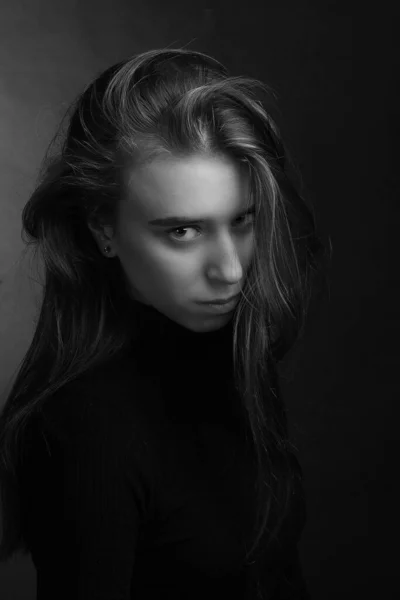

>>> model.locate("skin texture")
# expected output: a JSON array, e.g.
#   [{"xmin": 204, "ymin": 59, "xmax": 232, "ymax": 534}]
[{"xmin": 89, "ymin": 153, "xmax": 255, "ymax": 332}]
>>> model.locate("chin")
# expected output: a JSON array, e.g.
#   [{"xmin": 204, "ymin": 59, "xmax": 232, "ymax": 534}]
[{"xmin": 189, "ymin": 314, "xmax": 233, "ymax": 333}]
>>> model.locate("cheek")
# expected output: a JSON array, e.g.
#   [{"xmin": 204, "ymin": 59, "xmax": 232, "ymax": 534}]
[
  {"xmin": 148, "ymin": 247, "xmax": 200, "ymax": 289},
  {"xmin": 118, "ymin": 232, "xmax": 198, "ymax": 290},
  {"xmin": 243, "ymin": 232, "xmax": 255, "ymax": 265}
]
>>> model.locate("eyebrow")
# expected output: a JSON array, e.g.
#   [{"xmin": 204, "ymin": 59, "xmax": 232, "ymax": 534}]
[{"xmin": 148, "ymin": 204, "xmax": 256, "ymax": 227}]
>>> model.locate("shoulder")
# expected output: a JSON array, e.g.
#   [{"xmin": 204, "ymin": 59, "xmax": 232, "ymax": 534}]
[
  {"xmin": 34, "ymin": 349, "xmax": 163, "ymax": 460},
  {"xmin": 18, "ymin": 352, "xmax": 160, "ymax": 537}
]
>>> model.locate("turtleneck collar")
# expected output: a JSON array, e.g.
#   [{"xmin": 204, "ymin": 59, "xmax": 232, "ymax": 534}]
[
  {"xmin": 119, "ymin": 298, "xmax": 248, "ymax": 426},
  {"xmin": 126, "ymin": 298, "xmax": 234, "ymax": 368}
]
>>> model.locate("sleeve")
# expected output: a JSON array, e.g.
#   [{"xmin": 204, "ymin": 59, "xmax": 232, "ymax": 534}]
[
  {"xmin": 277, "ymin": 545, "xmax": 312, "ymax": 600},
  {"xmin": 21, "ymin": 381, "xmax": 155, "ymax": 600},
  {"xmin": 272, "ymin": 455, "xmax": 312, "ymax": 599}
]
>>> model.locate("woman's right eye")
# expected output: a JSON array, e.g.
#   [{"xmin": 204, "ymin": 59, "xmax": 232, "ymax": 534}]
[
  {"xmin": 166, "ymin": 212, "xmax": 255, "ymax": 243},
  {"xmin": 167, "ymin": 226, "xmax": 201, "ymax": 243}
]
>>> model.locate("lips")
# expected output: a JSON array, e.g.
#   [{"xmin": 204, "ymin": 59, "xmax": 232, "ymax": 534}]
[{"xmin": 199, "ymin": 294, "xmax": 240, "ymax": 305}]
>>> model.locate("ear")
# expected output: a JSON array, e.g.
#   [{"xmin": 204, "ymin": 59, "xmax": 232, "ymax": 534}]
[{"xmin": 87, "ymin": 220, "xmax": 116, "ymax": 256}]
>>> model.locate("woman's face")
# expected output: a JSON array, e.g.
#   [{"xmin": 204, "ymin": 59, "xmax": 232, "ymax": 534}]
[{"xmin": 103, "ymin": 153, "xmax": 255, "ymax": 332}]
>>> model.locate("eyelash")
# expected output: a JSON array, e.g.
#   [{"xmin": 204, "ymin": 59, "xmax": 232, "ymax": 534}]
[{"xmin": 166, "ymin": 213, "xmax": 255, "ymax": 242}]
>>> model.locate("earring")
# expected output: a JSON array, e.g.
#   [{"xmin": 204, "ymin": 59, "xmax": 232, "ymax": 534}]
[{"xmin": 104, "ymin": 245, "xmax": 111, "ymax": 254}]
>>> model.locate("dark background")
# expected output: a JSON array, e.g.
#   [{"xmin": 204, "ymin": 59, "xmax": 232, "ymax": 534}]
[{"xmin": 0, "ymin": 1, "xmax": 398, "ymax": 598}]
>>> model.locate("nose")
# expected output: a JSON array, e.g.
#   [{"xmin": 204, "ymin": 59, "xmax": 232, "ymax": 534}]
[{"xmin": 206, "ymin": 232, "xmax": 244, "ymax": 284}]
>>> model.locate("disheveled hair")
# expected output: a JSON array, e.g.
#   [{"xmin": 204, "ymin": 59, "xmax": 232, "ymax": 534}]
[{"xmin": 0, "ymin": 47, "xmax": 331, "ymax": 570}]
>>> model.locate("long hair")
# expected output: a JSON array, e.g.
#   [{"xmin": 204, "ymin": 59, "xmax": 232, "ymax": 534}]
[{"xmin": 0, "ymin": 47, "xmax": 330, "ymax": 568}]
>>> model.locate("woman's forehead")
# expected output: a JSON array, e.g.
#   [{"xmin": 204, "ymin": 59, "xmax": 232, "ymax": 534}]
[{"xmin": 122, "ymin": 155, "xmax": 251, "ymax": 221}]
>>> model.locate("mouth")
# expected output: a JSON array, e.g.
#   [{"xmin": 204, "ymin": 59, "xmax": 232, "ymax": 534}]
[
  {"xmin": 196, "ymin": 294, "xmax": 240, "ymax": 314},
  {"xmin": 197, "ymin": 293, "xmax": 240, "ymax": 305}
]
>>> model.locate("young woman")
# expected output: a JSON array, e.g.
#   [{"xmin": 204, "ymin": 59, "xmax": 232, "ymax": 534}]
[{"xmin": 0, "ymin": 48, "xmax": 329, "ymax": 599}]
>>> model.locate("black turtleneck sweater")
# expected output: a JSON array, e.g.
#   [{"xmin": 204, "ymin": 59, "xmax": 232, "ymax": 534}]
[{"xmin": 18, "ymin": 300, "xmax": 310, "ymax": 599}]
